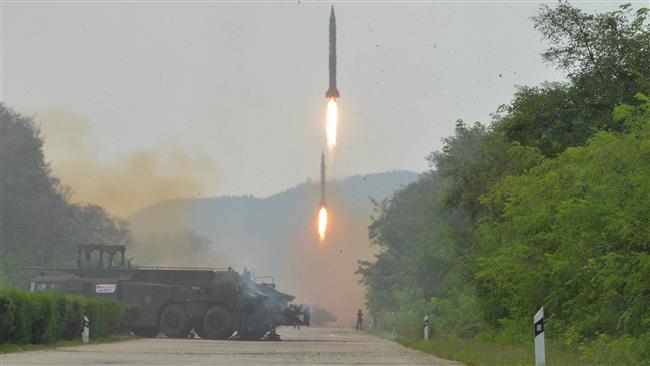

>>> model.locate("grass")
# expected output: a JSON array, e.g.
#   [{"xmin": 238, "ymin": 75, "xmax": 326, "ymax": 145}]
[
  {"xmin": 0, "ymin": 335, "xmax": 135, "ymax": 354},
  {"xmin": 399, "ymin": 336, "xmax": 585, "ymax": 366},
  {"xmin": 370, "ymin": 331, "xmax": 585, "ymax": 366}
]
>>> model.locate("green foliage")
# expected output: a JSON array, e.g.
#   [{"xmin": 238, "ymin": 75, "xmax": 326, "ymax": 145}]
[
  {"xmin": 497, "ymin": 4, "xmax": 650, "ymax": 157},
  {"xmin": 398, "ymin": 336, "xmax": 584, "ymax": 366},
  {"xmin": 359, "ymin": 173, "xmax": 441, "ymax": 308},
  {"xmin": 496, "ymin": 82, "xmax": 597, "ymax": 157},
  {"xmin": 0, "ymin": 295, "xmax": 16, "ymax": 341},
  {"xmin": 477, "ymin": 96, "xmax": 650, "ymax": 341},
  {"xmin": 85, "ymin": 298, "xmax": 124, "ymax": 339},
  {"xmin": 0, "ymin": 289, "xmax": 125, "ymax": 344},
  {"xmin": 357, "ymin": 172, "xmax": 468, "ymax": 332},
  {"xmin": 579, "ymin": 333, "xmax": 650, "ymax": 365},
  {"xmin": 0, "ymin": 104, "xmax": 132, "ymax": 288},
  {"xmin": 429, "ymin": 289, "xmax": 486, "ymax": 338},
  {"xmin": 358, "ymin": 4, "xmax": 650, "ymax": 364},
  {"xmin": 429, "ymin": 121, "xmax": 542, "ymax": 218},
  {"xmin": 534, "ymin": 3, "xmax": 650, "ymax": 80}
]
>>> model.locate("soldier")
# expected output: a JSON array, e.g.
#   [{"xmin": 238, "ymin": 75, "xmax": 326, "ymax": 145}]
[{"xmin": 356, "ymin": 309, "xmax": 364, "ymax": 330}]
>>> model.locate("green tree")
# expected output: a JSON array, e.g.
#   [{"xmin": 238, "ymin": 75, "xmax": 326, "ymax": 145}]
[
  {"xmin": 1, "ymin": 104, "xmax": 132, "ymax": 287},
  {"xmin": 498, "ymin": 4, "xmax": 649, "ymax": 157},
  {"xmin": 477, "ymin": 95, "xmax": 650, "ymax": 348},
  {"xmin": 358, "ymin": 6, "xmax": 650, "ymax": 360}
]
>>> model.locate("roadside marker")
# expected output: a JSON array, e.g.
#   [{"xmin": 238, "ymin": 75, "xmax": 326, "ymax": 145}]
[
  {"xmin": 82, "ymin": 315, "xmax": 90, "ymax": 344},
  {"xmin": 423, "ymin": 315, "xmax": 429, "ymax": 340},
  {"xmin": 534, "ymin": 307, "xmax": 545, "ymax": 366}
]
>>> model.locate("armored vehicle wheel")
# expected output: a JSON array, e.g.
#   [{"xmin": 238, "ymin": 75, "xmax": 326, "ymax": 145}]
[
  {"xmin": 133, "ymin": 326, "xmax": 159, "ymax": 338},
  {"xmin": 239, "ymin": 328, "xmax": 268, "ymax": 341},
  {"xmin": 192, "ymin": 320, "xmax": 208, "ymax": 339},
  {"xmin": 160, "ymin": 304, "xmax": 192, "ymax": 338},
  {"xmin": 202, "ymin": 305, "xmax": 234, "ymax": 340}
]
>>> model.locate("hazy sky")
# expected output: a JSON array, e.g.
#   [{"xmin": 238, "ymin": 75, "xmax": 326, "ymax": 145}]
[{"xmin": 2, "ymin": 1, "xmax": 630, "ymax": 199}]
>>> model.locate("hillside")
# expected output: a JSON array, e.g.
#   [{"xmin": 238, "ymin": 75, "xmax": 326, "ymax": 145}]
[{"xmin": 129, "ymin": 170, "xmax": 418, "ymax": 324}]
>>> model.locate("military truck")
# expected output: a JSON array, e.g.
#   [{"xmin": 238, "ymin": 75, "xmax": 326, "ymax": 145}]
[{"xmin": 28, "ymin": 244, "xmax": 309, "ymax": 340}]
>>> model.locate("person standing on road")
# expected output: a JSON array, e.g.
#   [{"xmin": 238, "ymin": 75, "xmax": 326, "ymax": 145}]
[{"xmin": 356, "ymin": 309, "xmax": 364, "ymax": 330}]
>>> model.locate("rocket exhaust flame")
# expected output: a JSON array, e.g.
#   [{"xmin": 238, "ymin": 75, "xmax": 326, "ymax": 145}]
[
  {"xmin": 325, "ymin": 6, "xmax": 339, "ymax": 151},
  {"xmin": 318, "ymin": 206, "xmax": 328, "ymax": 242},
  {"xmin": 318, "ymin": 152, "xmax": 328, "ymax": 243},
  {"xmin": 326, "ymin": 98, "xmax": 337, "ymax": 151}
]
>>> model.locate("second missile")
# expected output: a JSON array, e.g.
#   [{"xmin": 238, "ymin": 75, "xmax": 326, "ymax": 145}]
[{"xmin": 320, "ymin": 152, "xmax": 326, "ymax": 206}]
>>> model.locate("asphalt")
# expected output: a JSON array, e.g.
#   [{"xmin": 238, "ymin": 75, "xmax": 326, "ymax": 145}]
[{"xmin": 0, "ymin": 327, "xmax": 462, "ymax": 366}]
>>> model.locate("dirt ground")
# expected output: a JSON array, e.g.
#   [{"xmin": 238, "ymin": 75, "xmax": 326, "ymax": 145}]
[{"xmin": 1, "ymin": 327, "xmax": 461, "ymax": 365}]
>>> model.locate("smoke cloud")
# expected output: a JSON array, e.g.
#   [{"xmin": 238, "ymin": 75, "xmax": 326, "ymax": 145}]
[
  {"xmin": 27, "ymin": 106, "xmax": 408, "ymax": 326},
  {"xmin": 31, "ymin": 107, "xmax": 220, "ymax": 218},
  {"xmin": 284, "ymin": 183, "xmax": 378, "ymax": 327}
]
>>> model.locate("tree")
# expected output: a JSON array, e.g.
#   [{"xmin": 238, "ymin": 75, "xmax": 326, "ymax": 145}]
[
  {"xmin": 498, "ymin": 3, "xmax": 649, "ymax": 157},
  {"xmin": 0, "ymin": 104, "xmax": 132, "ymax": 287},
  {"xmin": 429, "ymin": 121, "xmax": 541, "ymax": 219},
  {"xmin": 358, "ymin": 6, "xmax": 650, "ymax": 358},
  {"xmin": 477, "ymin": 95, "xmax": 650, "ymax": 345}
]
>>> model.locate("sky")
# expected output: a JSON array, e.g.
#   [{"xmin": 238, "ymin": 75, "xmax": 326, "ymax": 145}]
[{"xmin": 1, "ymin": 1, "xmax": 632, "ymax": 207}]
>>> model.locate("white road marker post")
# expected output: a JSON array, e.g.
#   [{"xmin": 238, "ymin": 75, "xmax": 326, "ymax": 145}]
[
  {"xmin": 423, "ymin": 315, "xmax": 429, "ymax": 340},
  {"xmin": 534, "ymin": 307, "xmax": 545, "ymax": 366},
  {"xmin": 82, "ymin": 315, "xmax": 90, "ymax": 344}
]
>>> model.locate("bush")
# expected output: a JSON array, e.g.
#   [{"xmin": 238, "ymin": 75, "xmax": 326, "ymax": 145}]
[
  {"xmin": 85, "ymin": 298, "xmax": 124, "ymax": 339},
  {"xmin": 30, "ymin": 293, "xmax": 58, "ymax": 344},
  {"xmin": 60, "ymin": 297, "xmax": 86, "ymax": 340},
  {"xmin": 0, "ymin": 295, "xmax": 16, "ymax": 342},
  {"xmin": 0, "ymin": 289, "xmax": 125, "ymax": 344}
]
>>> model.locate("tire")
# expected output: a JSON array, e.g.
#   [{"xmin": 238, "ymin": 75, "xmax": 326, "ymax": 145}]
[
  {"xmin": 192, "ymin": 320, "xmax": 208, "ymax": 339},
  {"xmin": 160, "ymin": 304, "xmax": 192, "ymax": 338},
  {"xmin": 133, "ymin": 326, "xmax": 159, "ymax": 338},
  {"xmin": 239, "ymin": 328, "xmax": 268, "ymax": 341},
  {"xmin": 202, "ymin": 305, "xmax": 234, "ymax": 340},
  {"xmin": 238, "ymin": 316, "xmax": 269, "ymax": 341}
]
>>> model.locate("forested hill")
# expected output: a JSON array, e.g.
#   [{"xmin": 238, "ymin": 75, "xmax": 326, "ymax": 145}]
[
  {"xmin": 130, "ymin": 170, "xmax": 416, "ymax": 242},
  {"xmin": 128, "ymin": 170, "xmax": 417, "ymax": 270}
]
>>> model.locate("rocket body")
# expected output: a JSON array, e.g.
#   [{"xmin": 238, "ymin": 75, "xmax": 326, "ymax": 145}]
[
  {"xmin": 320, "ymin": 152, "xmax": 326, "ymax": 206},
  {"xmin": 325, "ymin": 6, "xmax": 340, "ymax": 98}
]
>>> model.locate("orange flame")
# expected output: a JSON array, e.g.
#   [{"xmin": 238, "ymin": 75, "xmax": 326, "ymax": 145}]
[
  {"xmin": 326, "ymin": 98, "xmax": 337, "ymax": 151},
  {"xmin": 318, "ymin": 206, "xmax": 328, "ymax": 242}
]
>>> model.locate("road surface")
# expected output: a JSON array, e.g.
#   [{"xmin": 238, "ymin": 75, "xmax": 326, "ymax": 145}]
[{"xmin": 1, "ymin": 327, "xmax": 461, "ymax": 365}]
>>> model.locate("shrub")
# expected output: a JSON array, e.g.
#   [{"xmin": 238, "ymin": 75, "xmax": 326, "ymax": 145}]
[
  {"xmin": 0, "ymin": 294, "xmax": 16, "ymax": 342},
  {"xmin": 0, "ymin": 289, "xmax": 125, "ymax": 344},
  {"xmin": 85, "ymin": 298, "xmax": 124, "ymax": 339}
]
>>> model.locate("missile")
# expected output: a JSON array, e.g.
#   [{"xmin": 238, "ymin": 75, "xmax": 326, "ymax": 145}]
[
  {"xmin": 320, "ymin": 152, "xmax": 326, "ymax": 205},
  {"xmin": 325, "ymin": 6, "xmax": 340, "ymax": 99}
]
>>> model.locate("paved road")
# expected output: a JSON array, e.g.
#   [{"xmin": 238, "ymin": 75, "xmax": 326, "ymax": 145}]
[{"xmin": 1, "ymin": 327, "xmax": 461, "ymax": 365}]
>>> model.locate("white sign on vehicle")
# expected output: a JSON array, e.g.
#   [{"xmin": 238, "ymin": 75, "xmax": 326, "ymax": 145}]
[{"xmin": 95, "ymin": 284, "xmax": 117, "ymax": 294}]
